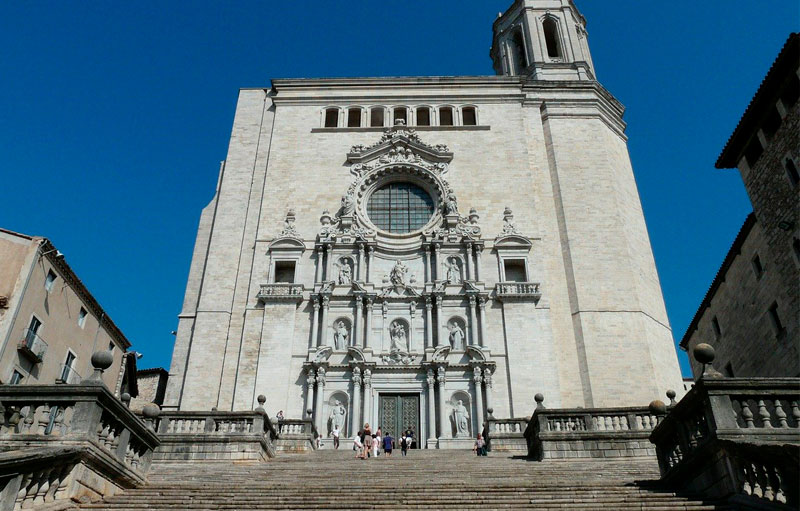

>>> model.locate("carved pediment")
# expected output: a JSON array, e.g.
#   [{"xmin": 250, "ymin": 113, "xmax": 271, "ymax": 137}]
[
  {"xmin": 347, "ymin": 123, "xmax": 453, "ymax": 177},
  {"xmin": 466, "ymin": 345, "xmax": 488, "ymax": 362},
  {"xmin": 347, "ymin": 346, "xmax": 366, "ymax": 363},
  {"xmin": 268, "ymin": 237, "xmax": 306, "ymax": 252},
  {"xmin": 493, "ymin": 234, "xmax": 532, "ymax": 250},
  {"xmin": 312, "ymin": 346, "xmax": 333, "ymax": 363},
  {"xmin": 431, "ymin": 346, "xmax": 451, "ymax": 362}
]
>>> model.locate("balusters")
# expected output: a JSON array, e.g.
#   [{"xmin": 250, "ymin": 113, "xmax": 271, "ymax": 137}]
[
  {"xmin": 757, "ymin": 400, "xmax": 772, "ymax": 428},
  {"xmin": 774, "ymin": 400, "xmax": 788, "ymax": 428},
  {"xmin": 740, "ymin": 400, "xmax": 755, "ymax": 428},
  {"xmin": 791, "ymin": 401, "xmax": 800, "ymax": 426}
]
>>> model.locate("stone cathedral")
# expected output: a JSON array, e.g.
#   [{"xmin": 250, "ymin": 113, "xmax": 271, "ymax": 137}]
[{"xmin": 164, "ymin": 0, "xmax": 684, "ymax": 448}]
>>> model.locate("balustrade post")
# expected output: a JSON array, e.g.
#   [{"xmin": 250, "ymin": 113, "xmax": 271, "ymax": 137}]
[{"xmin": 707, "ymin": 392, "xmax": 738, "ymax": 430}]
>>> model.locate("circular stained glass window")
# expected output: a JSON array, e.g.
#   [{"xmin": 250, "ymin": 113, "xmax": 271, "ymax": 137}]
[{"xmin": 366, "ymin": 182, "xmax": 435, "ymax": 234}]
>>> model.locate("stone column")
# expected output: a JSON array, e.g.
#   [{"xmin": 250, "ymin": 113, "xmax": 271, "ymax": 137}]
[
  {"xmin": 350, "ymin": 367, "xmax": 362, "ymax": 436},
  {"xmin": 364, "ymin": 298, "xmax": 374, "ymax": 349},
  {"xmin": 315, "ymin": 246, "xmax": 324, "ymax": 283},
  {"xmin": 436, "ymin": 366, "xmax": 448, "ymax": 439},
  {"xmin": 424, "ymin": 245, "xmax": 432, "ymax": 283},
  {"xmin": 465, "ymin": 242, "xmax": 473, "ymax": 281},
  {"xmin": 426, "ymin": 369, "xmax": 437, "ymax": 443},
  {"xmin": 468, "ymin": 296, "xmax": 478, "ymax": 346},
  {"xmin": 353, "ymin": 296, "xmax": 363, "ymax": 347},
  {"xmin": 474, "ymin": 245, "xmax": 483, "ymax": 282},
  {"xmin": 324, "ymin": 245, "xmax": 333, "ymax": 281},
  {"xmin": 357, "ymin": 244, "xmax": 365, "ymax": 282},
  {"xmin": 435, "ymin": 296, "xmax": 444, "ymax": 347},
  {"xmin": 363, "ymin": 369, "xmax": 373, "ymax": 428},
  {"xmin": 409, "ymin": 302, "xmax": 416, "ymax": 351},
  {"xmin": 478, "ymin": 297, "xmax": 487, "ymax": 348},
  {"xmin": 314, "ymin": 367, "xmax": 326, "ymax": 433},
  {"xmin": 304, "ymin": 370, "xmax": 316, "ymax": 418},
  {"xmin": 484, "ymin": 369, "xmax": 493, "ymax": 414},
  {"xmin": 425, "ymin": 297, "xmax": 433, "ymax": 350},
  {"xmin": 473, "ymin": 366, "xmax": 484, "ymax": 432},
  {"xmin": 310, "ymin": 296, "xmax": 320, "ymax": 348},
  {"xmin": 320, "ymin": 297, "xmax": 330, "ymax": 347},
  {"xmin": 366, "ymin": 246, "xmax": 374, "ymax": 283},
  {"xmin": 433, "ymin": 244, "xmax": 441, "ymax": 280}
]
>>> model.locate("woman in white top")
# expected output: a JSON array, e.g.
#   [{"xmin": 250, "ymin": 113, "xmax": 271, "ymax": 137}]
[{"xmin": 373, "ymin": 432, "xmax": 381, "ymax": 457}]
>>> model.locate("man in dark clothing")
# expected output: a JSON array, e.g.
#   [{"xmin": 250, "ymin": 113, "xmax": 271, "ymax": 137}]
[{"xmin": 383, "ymin": 432, "xmax": 394, "ymax": 456}]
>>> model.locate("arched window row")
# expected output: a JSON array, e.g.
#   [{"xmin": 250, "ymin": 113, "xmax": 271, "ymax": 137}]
[{"xmin": 321, "ymin": 105, "xmax": 480, "ymax": 128}]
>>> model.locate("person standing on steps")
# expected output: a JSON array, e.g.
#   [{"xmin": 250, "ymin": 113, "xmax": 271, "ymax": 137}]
[
  {"xmin": 276, "ymin": 410, "xmax": 284, "ymax": 433},
  {"xmin": 373, "ymin": 429, "xmax": 381, "ymax": 457},
  {"xmin": 362, "ymin": 423, "xmax": 373, "ymax": 459},
  {"xmin": 404, "ymin": 426, "xmax": 414, "ymax": 451},
  {"xmin": 353, "ymin": 431, "xmax": 364, "ymax": 459},
  {"xmin": 332, "ymin": 425, "xmax": 340, "ymax": 449},
  {"xmin": 473, "ymin": 433, "xmax": 487, "ymax": 456},
  {"xmin": 400, "ymin": 433, "xmax": 408, "ymax": 456},
  {"xmin": 383, "ymin": 431, "xmax": 394, "ymax": 457}
]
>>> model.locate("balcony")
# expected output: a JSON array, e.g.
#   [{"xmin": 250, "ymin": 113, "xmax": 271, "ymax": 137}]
[
  {"xmin": 56, "ymin": 364, "xmax": 81, "ymax": 384},
  {"xmin": 494, "ymin": 282, "xmax": 542, "ymax": 302},
  {"xmin": 18, "ymin": 329, "xmax": 48, "ymax": 362},
  {"xmin": 257, "ymin": 283, "xmax": 304, "ymax": 303}
]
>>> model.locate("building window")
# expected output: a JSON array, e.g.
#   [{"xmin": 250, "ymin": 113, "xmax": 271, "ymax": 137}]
[
  {"xmin": 543, "ymin": 17, "xmax": 562, "ymax": 59},
  {"xmin": 462, "ymin": 107, "xmax": 477, "ymax": 126},
  {"xmin": 393, "ymin": 107, "xmax": 407, "ymax": 125},
  {"xmin": 108, "ymin": 341, "xmax": 115, "ymax": 352},
  {"xmin": 744, "ymin": 139, "xmax": 763, "ymax": 167},
  {"xmin": 767, "ymin": 302, "xmax": 784, "ymax": 335},
  {"xmin": 45, "ymin": 270, "xmax": 57, "ymax": 292},
  {"xmin": 347, "ymin": 108, "xmax": 361, "ymax": 128},
  {"xmin": 751, "ymin": 254, "xmax": 764, "ymax": 279},
  {"xmin": 416, "ymin": 107, "xmax": 431, "ymax": 126},
  {"xmin": 324, "ymin": 108, "xmax": 339, "ymax": 128},
  {"xmin": 366, "ymin": 182, "xmax": 435, "ymax": 234},
  {"xmin": 78, "ymin": 307, "xmax": 88, "ymax": 328},
  {"xmin": 503, "ymin": 259, "xmax": 527, "ymax": 282},
  {"xmin": 10, "ymin": 370, "xmax": 24, "ymax": 384},
  {"xmin": 273, "ymin": 261, "xmax": 296, "ymax": 284},
  {"xmin": 370, "ymin": 107, "xmax": 385, "ymax": 127},
  {"xmin": 793, "ymin": 237, "xmax": 800, "ymax": 264},
  {"xmin": 60, "ymin": 351, "xmax": 77, "ymax": 383},
  {"xmin": 780, "ymin": 74, "xmax": 800, "ymax": 109},
  {"xmin": 724, "ymin": 362, "xmax": 735, "ymax": 377},
  {"xmin": 439, "ymin": 107, "xmax": 454, "ymax": 126},
  {"xmin": 711, "ymin": 316, "xmax": 721, "ymax": 339},
  {"xmin": 784, "ymin": 158, "xmax": 799, "ymax": 188},
  {"xmin": 25, "ymin": 316, "xmax": 42, "ymax": 345},
  {"xmin": 510, "ymin": 29, "xmax": 528, "ymax": 72},
  {"xmin": 761, "ymin": 107, "xmax": 782, "ymax": 140}
]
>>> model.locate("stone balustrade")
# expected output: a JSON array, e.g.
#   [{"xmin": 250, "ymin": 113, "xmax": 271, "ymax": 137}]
[
  {"xmin": 153, "ymin": 403, "xmax": 277, "ymax": 462},
  {"xmin": 649, "ymin": 368, "xmax": 799, "ymax": 508},
  {"xmin": 493, "ymin": 282, "xmax": 541, "ymax": 302},
  {"xmin": 524, "ymin": 394, "xmax": 659, "ymax": 460},
  {"xmin": 274, "ymin": 418, "xmax": 316, "ymax": 453},
  {"xmin": 0, "ymin": 353, "xmax": 160, "ymax": 508},
  {"xmin": 485, "ymin": 415, "xmax": 528, "ymax": 452},
  {"xmin": 257, "ymin": 283, "xmax": 304, "ymax": 302}
]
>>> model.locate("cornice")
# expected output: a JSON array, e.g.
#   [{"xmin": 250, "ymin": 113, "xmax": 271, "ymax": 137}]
[{"xmin": 270, "ymin": 76, "xmax": 522, "ymax": 91}]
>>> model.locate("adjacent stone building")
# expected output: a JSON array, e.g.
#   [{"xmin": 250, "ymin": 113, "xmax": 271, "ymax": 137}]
[
  {"xmin": 0, "ymin": 228, "xmax": 135, "ymax": 392},
  {"xmin": 164, "ymin": 0, "xmax": 684, "ymax": 447},
  {"xmin": 681, "ymin": 34, "xmax": 799, "ymax": 378}
]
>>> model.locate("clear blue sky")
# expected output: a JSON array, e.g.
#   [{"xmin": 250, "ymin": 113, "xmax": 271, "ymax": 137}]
[{"xmin": 1, "ymin": 2, "xmax": 797, "ymax": 376}]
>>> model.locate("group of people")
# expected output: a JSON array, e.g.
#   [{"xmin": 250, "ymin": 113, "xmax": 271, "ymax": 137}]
[{"xmin": 351, "ymin": 424, "xmax": 416, "ymax": 459}]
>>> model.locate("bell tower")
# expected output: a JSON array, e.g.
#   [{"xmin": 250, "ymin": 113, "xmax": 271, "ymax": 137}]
[{"xmin": 490, "ymin": 0, "xmax": 595, "ymax": 81}]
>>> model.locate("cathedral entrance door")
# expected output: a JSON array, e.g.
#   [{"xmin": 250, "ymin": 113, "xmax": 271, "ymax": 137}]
[{"xmin": 379, "ymin": 394, "xmax": 420, "ymax": 448}]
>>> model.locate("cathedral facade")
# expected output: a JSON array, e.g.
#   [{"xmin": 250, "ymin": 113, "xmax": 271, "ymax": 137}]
[{"xmin": 164, "ymin": 0, "xmax": 683, "ymax": 447}]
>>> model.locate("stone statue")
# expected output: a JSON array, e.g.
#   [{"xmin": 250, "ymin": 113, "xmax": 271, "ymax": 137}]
[
  {"xmin": 333, "ymin": 321, "xmax": 349, "ymax": 350},
  {"xmin": 445, "ymin": 257, "xmax": 461, "ymax": 284},
  {"xmin": 341, "ymin": 194, "xmax": 356, "ymax": 216},
  {"xmin": 389, "ymin": 320, "xmax": 409, "ymax": 353},
  {"xmin": 337, "ymin": 260, "xmax": 352, "ymax": 285},
  {"xmin": 448, "ymin": 321, "xmax": 465, "ymax": 351},
  {"xmin": 389, "ymin": 260, "xmax": 408, "ymax": 286},
  {"xmin": 444, "ymin": 192, "xmax": 458, "ymax": 216},
  {"xmin": 453, "ymin": 399, "xmax": 470, "ymax": 438},
  {"xmin": 329, "ymin": 400, "xmax": 346, "ymax": 434}
]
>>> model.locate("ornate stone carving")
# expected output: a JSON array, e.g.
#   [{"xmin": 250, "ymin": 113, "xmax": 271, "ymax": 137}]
[
  {"xmin": 389, "ymin": 320, "xmax": 409, "ymax": 353},
  {"xmin": 333, "ymin": 321, "xmax": 349, "ymax": 350},
  {"xmin": 351, "ymin": 366, "xmax": 362, "ymax": 385},
  {"xmin": 447, "ymin": 319, "xmax": 466, "ymax": 351},
  {"xmin": 340, "ymin": 194, "xmax": 356, "ymax": 217},
  {"xmin": 279, "ymin": 209, "xmax": 301, "ymax": 238},
  {"xmin": 426, "ymin": 368, "xmax": 435, "ymax": 386},
  {"xmin": 329, "ymin": 400, "xmax": 346, "ymax": 433},
  {"xmin": 437, "ymin": 365, "xmax": 446, "ymax": 385},
  {"xmin": 502, "ymin": 206, "xmax": 520, "ymax": 235},
  {"xmin": 389, "ymin": 260, "xmax": 409, "ymax": 287},
  {"xmin": 380, "ymin": 351, "xmax": 417, "ymax": 365},
  {"xmin": 473, "ymin": 366, "xmax": 483, "ymax": 384},
  {"xmin": 313, "ymin": 346, "xmax": 333, "ymax": 362},
  {"xmin": 316, "ymin": 367, "xmax": 326, "ymax": 386},
  {"xmin": 363, "ymin": 368, "xmax": 372, "ymax": 387},
  {"xmin": 335, "ymin": 257, "xmax": 353, "ymax": 285},
  {"xmin": 444, "ymin": 256, "xmax": 462, "ymax": 284},
  {"xmin": 451, "ymin": 399, "xmax": 470, "ymax": 438}
]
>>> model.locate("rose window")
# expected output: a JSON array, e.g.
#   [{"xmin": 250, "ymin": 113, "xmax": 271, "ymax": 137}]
[{"xmin": 366, "ymin": 182, "xmax": 435, "ymax": 234}]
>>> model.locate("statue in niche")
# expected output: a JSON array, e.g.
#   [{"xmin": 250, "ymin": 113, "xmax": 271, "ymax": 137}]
[
  {"xmin": 443, "ymin": 192, "xmax": 459, "ymax": 216},
  {"xmin": 389, "ymin": 260, "xmax": 408, "ymax": 287},
  {"xmin": 389, "ymin": 320, "xmax": 409, "ymax": 353},
  {"xmin": 452, "ymin": 399, "xmax": 470, "ymax": 438},
  {"xmin": 329, "ymin": 400, "xmax": 346, "ymax": 435},
  {"xmin": 336, "ymin": 259, "xmax": 352, "ymax": 285},
  {"xmin": 448, "ymin": 320, "xmax": 465, "ymax": 351},
  {"xmin": 333, "ymin": 321, "xmax": 349, "ymax": 350},
  {"xmin": 445, "ymin": 257, "xmax": 461, "ymax": 284},
  {"xmin": 341, "ymin": 194, "xmax": 356, "ymax": 216}
]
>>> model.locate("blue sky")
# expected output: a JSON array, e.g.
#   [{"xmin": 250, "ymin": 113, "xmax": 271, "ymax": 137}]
[{"xmin": 1, "ymin": 1, "xmax": 797, "ymax": 376}]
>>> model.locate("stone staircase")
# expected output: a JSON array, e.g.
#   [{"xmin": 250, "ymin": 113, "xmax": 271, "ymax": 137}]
[{"xmin": 81, "ymin": 450, "xmax": 730, "ymax": 510}]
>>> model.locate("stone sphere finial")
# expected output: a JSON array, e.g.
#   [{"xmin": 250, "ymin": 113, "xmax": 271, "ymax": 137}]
[
  {"xmin": 487, "ymin": 407, "xmax": 494, "ymax": 419},
  {"xmin": 534, "ymin": 393, "xmax": 545, "ymax": 409},
  {"xmin": 120, "ymin": 392, "xmax": 131, "ymax": 408},
  {"xmin": 142, "ymin": 404, "xmax": 160, "ymax": 431},
  {"xmin": 694, "ymin": 343, "xmax": 723, "ymax": 379},
  {"xmin": 648, "ymin": 400, "xmax": 667, "ymax": 416},
  {"xmin": 84, "ymin": 350, "xmax": 114, "ymax": 383},
  {"xmin": 306, "ymin": 408, "xmax": 313, "ymax": 418},
  {"xmin": 257, "ymin": 395, "xmax": 266, "ymax": 406},
  {"xmin": 666, "ymin": 389, "xmax": 677, "ymax": 406}
]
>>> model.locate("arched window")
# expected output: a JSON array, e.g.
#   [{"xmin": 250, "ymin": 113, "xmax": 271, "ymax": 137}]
[
  {"xmin": 543, "ymin": 18, "xmax": 562, "ymax": 59},
  {"xmin": 347, "ymin": 108, "xmax": 361, "ymax": 128},
  {"xmin": 416, "ymin": 107, "xmax": 431, "ymax": 126},
  {"xmin": 393, "ymin": 107, "xmax": 408, "ymax": 125},
  {"xmin": 370, "ymin": 107, "xmax": 385, "ymax": 127},
  {"xmin": 785, "ymin": 158, "xmax": 799, "ymax": 187},
  {"xmin": 510, "ymin": 30, "xmax": 528, "ymax": 73},
  {"xmin": 366, "ymin": 182, "xmax": 435, "ymax": 233},
  {"xmin": 462, "ymin": 107, "xmax": 477, "ymax": 126},
  {"xmin": 439, "ymin": 107, "xmax": 454, "ymax": 126},
  {"xmin": 324, "ymin": 108, "xmax": 339, "ymax": 128}
]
